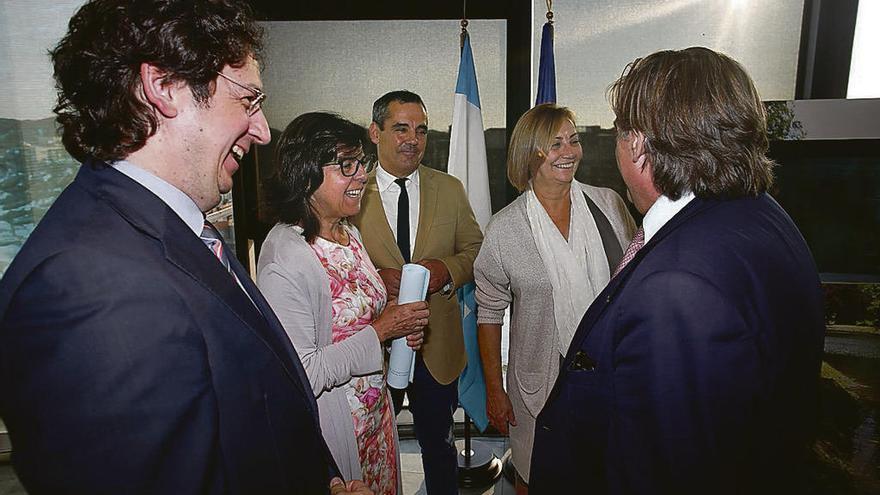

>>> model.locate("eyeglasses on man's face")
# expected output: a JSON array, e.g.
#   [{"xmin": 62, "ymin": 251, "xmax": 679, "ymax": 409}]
[
  {"xmin": 215, "ymin": 71, "xmax": 266, "ymax": 116},
  {"xmin": 325, "ymin": 154, "xmax": 375, "ymax": 177}
]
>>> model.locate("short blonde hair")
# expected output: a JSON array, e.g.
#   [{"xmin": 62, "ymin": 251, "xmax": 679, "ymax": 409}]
[{"xmin": 507, "ymin": 103, "xmax": 577, "ymax": 192}]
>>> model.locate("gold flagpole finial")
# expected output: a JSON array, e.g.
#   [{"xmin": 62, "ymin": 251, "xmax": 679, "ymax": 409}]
[{"xmin": 546, "ymin": 0, "xmax": 554, "ymax": 23}]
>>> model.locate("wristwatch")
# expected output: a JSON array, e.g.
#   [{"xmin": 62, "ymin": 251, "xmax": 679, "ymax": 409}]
[{"xmin": 439, "ymin": 282, "xmax": 453, "ymax": 296}]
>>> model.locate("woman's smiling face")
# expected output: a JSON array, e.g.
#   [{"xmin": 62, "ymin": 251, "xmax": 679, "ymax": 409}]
[
  {"xmin": 533, "ymin": 119, "xmax": 583, "ymax": 187},
  {"xmin": 310, "ymin": 145, "xmax": 368, "ymax": 224}
]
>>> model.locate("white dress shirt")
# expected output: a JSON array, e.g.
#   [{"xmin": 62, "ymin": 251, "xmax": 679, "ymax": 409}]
[
  {"xmin": 112, "ymin": 160, "xmax": 257, "ymax": 305},
  {"xmin": 375, "ymin": 163, "xmax": 420, "ymax": 259},
  {"xmin": 112, "ymin": 160, "xmax": 204, "ymax": 236},
  {"xmin": 642, "ymin": 191, "xmax": 696, "ymax": 244}
]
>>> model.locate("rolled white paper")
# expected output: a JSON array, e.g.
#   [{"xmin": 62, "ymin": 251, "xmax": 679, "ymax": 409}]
[{"xmin": 386, "ymin": 263, "xmax": 430, "ymax": 390}]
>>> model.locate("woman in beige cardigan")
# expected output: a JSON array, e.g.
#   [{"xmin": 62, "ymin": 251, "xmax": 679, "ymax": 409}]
[
  {"xmin": 256, "ymin": 112, "xmax": 427, "ymax": 495},
  {"xmin": 475, "ymin": 104, "xmax": 636, "ymax": 493}
]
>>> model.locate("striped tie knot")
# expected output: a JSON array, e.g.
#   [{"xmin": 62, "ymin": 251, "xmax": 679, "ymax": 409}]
[{"xmin": 200, "ymin": 221, "xmax": 231, "ymax": 272}]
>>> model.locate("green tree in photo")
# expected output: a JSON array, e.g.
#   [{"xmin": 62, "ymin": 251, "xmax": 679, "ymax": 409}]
[{"xmin": 765, "ymin": 101, "xmax": 806, "ymax": 141}]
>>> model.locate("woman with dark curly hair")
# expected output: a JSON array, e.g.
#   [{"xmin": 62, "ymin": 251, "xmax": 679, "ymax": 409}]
[{"xmin": 257, "ymin": 112, "xmax": 427, "ymax": 495}]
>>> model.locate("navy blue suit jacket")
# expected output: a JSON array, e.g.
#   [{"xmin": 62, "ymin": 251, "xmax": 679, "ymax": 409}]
[
  {"xmin": 530, "ymin": 195, "xmax": 825, "ymax": 494},
  {"xmin": 0, "ymin": 163, "xmax": 337, "ymax": 494}
]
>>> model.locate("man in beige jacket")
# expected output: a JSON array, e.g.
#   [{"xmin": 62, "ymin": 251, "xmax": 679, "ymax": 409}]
[{"xmin": 350, "ymin": 90, "xmax": 483, "ymax": 495}]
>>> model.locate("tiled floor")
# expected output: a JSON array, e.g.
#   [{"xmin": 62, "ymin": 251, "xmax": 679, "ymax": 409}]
[
  {"xmin": 400, "ymin": 437, "xmax": 514, "ymax": 495},
  {"xmin": 0, "ymin": 463, "xmax": 25, "ymax": 495}
]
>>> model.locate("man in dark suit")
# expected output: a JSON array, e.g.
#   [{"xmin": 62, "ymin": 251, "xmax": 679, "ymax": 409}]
[
  {"xmin": 0, "ymin": 1, "xmax": 369, "ymax": 494},
  {"xmin": 530, "ymin": 47, "xmax": 825, "ymax": 494}
]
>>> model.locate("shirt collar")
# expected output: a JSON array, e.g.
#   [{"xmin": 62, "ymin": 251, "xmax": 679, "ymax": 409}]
[
  {"xmin": 111, "ymin": 160, "xmax": 205, "ymax": 236},
  {"xmin": 376, "ymin": 162, "xmax": 420, "ymax": 193},
  {"xmin": 642, "ymin": 191, "xmax": 695, "ymax": 244}
]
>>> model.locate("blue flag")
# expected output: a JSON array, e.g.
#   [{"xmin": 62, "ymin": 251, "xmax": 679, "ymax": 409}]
[
  {"xmin": 448, "ymin": 31, "xmax": 490, "ymax": 432},
  {"xmin": 456, "ymin": 283, "xmax": 487, "ymax": 432},
  {"xmin": 535, "ymin": 21, "xmax": 557, "ymax": 105}
]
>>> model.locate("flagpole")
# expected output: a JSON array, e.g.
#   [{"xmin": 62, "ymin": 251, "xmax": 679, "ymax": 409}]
[{"xmin": 451, "ymin": 14, "xmax": 502, "ymax": 489}]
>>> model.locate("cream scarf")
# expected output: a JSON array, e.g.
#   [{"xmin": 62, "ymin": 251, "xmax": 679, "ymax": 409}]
[{"xmin": 526, "ymin": 181, "xmax": 610, "ymax": 355}]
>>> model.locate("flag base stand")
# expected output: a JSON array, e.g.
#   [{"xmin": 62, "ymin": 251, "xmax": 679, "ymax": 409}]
[
  {"xmin": 457, "ymin": 414, "xmax": 503, "ymax": 488},
  {"xmin": 501, "ymin": 449, "xmax": 517, "ymax": 485}
]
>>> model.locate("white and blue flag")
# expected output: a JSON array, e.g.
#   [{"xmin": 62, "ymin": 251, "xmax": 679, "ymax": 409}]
[{"xmin": 449, "ymin": 31, "xmax": 490, "ymax": 432}]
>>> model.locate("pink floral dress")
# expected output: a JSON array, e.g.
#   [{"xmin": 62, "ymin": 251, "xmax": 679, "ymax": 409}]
[{"xmin": 309, "ymin": 225, "xmax": 397, "ymax": 494}]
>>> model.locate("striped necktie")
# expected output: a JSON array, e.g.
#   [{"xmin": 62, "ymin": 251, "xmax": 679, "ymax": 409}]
[
  {"xmin": 200, "ymin": 221, "xmax": 232, "ymax": 273},
  {"xmin": 200, "ymin": 220, "xmax": 261, "ymax": 310}
]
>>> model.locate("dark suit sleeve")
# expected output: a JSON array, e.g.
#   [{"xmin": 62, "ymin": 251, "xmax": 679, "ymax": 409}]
[
  {"xmin": 1, "ymin": 249, "xmax": 223, "ymax": 495},
  {"xmin": 608, "ymin": 269, "xmax": 760, "ymax": 494},
  {"xmin": 437, "ymin": 179, "xmax": 483, "ymax": 290}
]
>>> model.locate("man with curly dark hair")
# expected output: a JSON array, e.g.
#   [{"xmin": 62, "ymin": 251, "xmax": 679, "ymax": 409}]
[{"xmin": 0, "ymin": 1, "xmax": 370, "ymax": 494}]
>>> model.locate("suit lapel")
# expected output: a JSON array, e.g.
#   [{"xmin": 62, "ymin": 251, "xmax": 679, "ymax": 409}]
[
  {"xmin": 228, "ymin": 254, "xmax": 316, "ymax": 406},
  {"xmin": 361, "ymin": 174, "xmax": 406, "ymax": 265},
  {"xmin": 160, "ymin": 209, "xmax": 315, "ymax": 400},
  {"xmin": 86, "ymin": 163, "xmax": 313, "ymax": 403},
  {"xmin": 563, "ymin": 197, "xmax": 718, "ymax": 365},
  {"xmin": 412, "ymin": 166, "xmax": 437, "ymax": 261}
]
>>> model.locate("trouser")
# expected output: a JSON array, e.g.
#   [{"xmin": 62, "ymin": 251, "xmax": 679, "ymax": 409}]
[{"xmin": 390, "ymin": 354, "xmax": 459, "ymax": 495}]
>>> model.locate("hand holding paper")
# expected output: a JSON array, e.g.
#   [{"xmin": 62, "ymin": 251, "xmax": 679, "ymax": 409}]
[
  {"xmin": 385, "ymin": 263, "xmax": 430, "ymax": 389},
  {"xmin": 371, "ymin": 299, "xmax": 428, "ymax": 342},
  {"xmin": 416, "ymin": 258, "xmax": 451, "ymax": 294},
  {"xmin": 377, "ymin": 268, "xmax": 402, "ymax": 299}
]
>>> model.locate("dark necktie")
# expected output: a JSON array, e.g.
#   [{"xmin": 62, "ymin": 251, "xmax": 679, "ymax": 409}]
[
  {"xmin": 395, "ymin": 177, "xmax": 411, "ymax": 263},
  {"xmin": 612, "ymin": 227, "xmax": 645, "ymax": 278},
  {"xmin": 200, "ymin": 221, "xmax": 232, "ymax": 272}
]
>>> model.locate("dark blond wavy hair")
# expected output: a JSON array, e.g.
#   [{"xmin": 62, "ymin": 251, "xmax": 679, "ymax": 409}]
[{"xmin": 608, "ymin": 46, "xmax": 774, "ymax": 200}]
